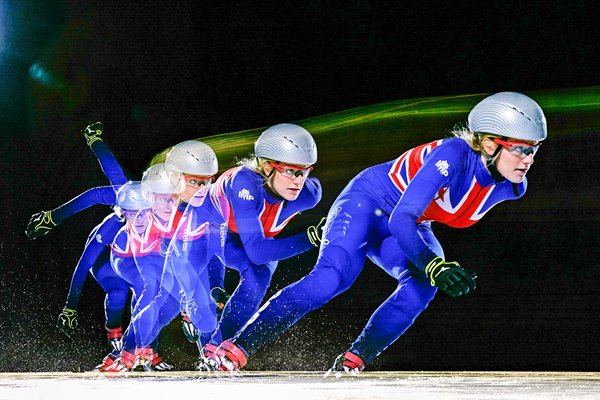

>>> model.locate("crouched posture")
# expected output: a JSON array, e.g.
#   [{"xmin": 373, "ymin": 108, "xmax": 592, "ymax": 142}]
[{"xmin": 212, "ymin": 92, "xmax": 547, "ymax": 374}]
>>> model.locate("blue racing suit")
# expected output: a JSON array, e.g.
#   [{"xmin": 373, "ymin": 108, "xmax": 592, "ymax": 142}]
[
  {"xmin": 110, "ymin": 213, "xmax": 178, "ymax": 353},
  {"xmin": 232, "ymin": 138, "xmax": 527, "ymax": 364},
  {"xmin": 129, "ymin": 187, "xmax": 229, "ymax": 348},
  {"xmin": 208, "ymin": 165, "xmax": 322, "ymax": 345},
  {"xmin": 64, "ymin": 213, "xmax": 129, "ymax": 330},
  {"xmin": 57, "ymin": 139, "xmax": 130, "ymax": 331}
]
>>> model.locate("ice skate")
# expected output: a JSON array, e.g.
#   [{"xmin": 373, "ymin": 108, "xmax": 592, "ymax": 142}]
[
  {"xmin": 134, "ymin": 348, "xmax": 173, "ymax": 372},
  {"xmin": 93, "ymin": 353, "xmax": 118, "ymax": 372},
  {"xmin": 197, "ymin": 355, "xmax": 221, "ymax": 372},
  {"xmin": 197, "ymin": 344, "xmax": 222, "ymax": 371},
  {"xmin": 149, "ymin": 353, "xmax": 173, "ymax": 371},
  {"xmin": 324, "ymin": 351, "xmax": 365, "ymax": 378},
  {"xmin": 106, "ymin": 326, "xmax": 123, "ymax": 352},
  {"xmin": 216, "ymin": 341, "xmax": 247, "ymax": 372},
  {"xmin": 101, "ymin": 350, "xmax": 136, "ymax": 374}
]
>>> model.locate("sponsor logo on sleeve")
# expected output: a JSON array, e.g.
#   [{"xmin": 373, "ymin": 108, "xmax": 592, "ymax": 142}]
[
  {"xmin": 238, "ymin": 188, "xmax": 255, "ymax": 201},
  {"xmin": 435, "ymin": 160, "xmax": 449, "ymax": 177}
]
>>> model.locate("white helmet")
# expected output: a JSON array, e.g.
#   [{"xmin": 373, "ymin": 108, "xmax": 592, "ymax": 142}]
[
  {"xmin": 254, "ymin": 123, "xmax": 317, "ymax": 166},
  {"xmin": 141, "ymin": 163, "xmax": 185, "ymax": 194},
  {"xmin": 468, "ymin": 92, "xmax": 547, "ymax": 142},
  {"xmin": 116, "ymin": 181, "xmax": 152, "ymax": 211},
  {"xmin": 165, "ymin": 140, "xmax": 218, "ymax": 176}
]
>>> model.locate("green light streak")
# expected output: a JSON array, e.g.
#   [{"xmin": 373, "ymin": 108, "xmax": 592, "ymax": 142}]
[{"xmin": 151, "ymin": 86, "xmax": 600, "ymax": 170}]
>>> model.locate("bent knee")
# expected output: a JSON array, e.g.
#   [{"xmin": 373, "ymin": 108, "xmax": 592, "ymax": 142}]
[
  {"xmin": 316, "ymin": 245, "xmax": 362, "ymax": 290},
  {"xmin": 391, "ymin": 277, "xmax": 437, "ymax": 314},
  {"xmin": 294, "ymin": 245, "xmax": 361, "ymax": 307}
]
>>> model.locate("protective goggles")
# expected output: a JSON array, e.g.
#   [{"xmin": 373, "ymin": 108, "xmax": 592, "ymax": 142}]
[
  {"xmin": 269, "ymin": 162, "xmax": 313, "ymax": 179},
  {"xmin": 493, "ymin": 138, "xmax": 540, "ymax": 158},
  {"xmin": 184, "ymin": 175, "xmax": 215, "ymax": 188},
  {"xmin": 122, "ymin": 209, "xmax": 149, "ymax": 219},
  {"xmin": 154, "ymin": 194, "xmax": 179, "ymax": 204}
]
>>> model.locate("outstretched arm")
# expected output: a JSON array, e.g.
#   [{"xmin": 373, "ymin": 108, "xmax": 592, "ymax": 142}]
[
  {"xmin": 26, "ymin": 186, "xmax": 119, "ymax": 239},
  {"xmin": 83, "ymin": 122, "xmax": 129, "ymax": 186}
]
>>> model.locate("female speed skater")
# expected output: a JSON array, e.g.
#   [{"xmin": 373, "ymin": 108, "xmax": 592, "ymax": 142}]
[
  {"xmin": 103, "ymin": 140, "xmax": 229, "ymax": 372},
  {"xmin": 98, "ymin": 167, "xmax": 189, "ymax": 373},
  {"xmin": 25, "ymin": 124, "xmax": 210, "ymax": 367},
  {"xmin": 210, "ymin": 92, "xmax": 548, "ymax": 374},
  {"xmin": 26, "ymin": 123, "xmax": 132, "ymax": 352},
  {"xmin": 199, "ymin": 123, "xmax": 329, "ymax": 368},
  {"xmin": 161, "ymin": 139, "xmax": 230, "ymax": 346}
]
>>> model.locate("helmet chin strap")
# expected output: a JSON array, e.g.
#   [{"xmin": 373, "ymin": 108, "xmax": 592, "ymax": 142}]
[
  {"xmin": 256, "ymin": 157, "xmax": 275, "ymax": 178},
  {"xmin": 482, "ymin": 143, "xmax": 520, "ymax": 195},
  {"xmin": 484, "ymin": 144, "xmax": 505, "ymax": 182},
  {"xmin": 258, "ymin": 157, "xmax": 285, "ymax": 200}
]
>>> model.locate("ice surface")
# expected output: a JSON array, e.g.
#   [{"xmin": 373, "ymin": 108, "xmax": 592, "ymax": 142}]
[{"xmin": 1, "ymin": 371, "xmax": 599, "ymax": 400}]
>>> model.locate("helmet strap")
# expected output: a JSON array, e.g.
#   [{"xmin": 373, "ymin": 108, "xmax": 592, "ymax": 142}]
[
  {"xmin": 113, "ymin": 206, "xmax": 125, "ymax": 222},
  {"xmin": 483, "ymin": 138, "xmax": 506, "ymax": 182},
  {"xmin": 481, "ymin": 137, "xmax": 520, "ymax": 192},
  {"xmin": 256, "ymin": 157, "xmax": 275, "ymax": 179},
  {"xmin": 512, "ymin": 182, "xmax": 519, "ymax": 196},
  {"xmin": 257, "ymin": 158, "xmax": 285, "ymax": 200}
]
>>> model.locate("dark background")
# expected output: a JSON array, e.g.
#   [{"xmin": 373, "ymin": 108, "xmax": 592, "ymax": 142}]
[{"xmin": 0, "ymin": 0, "xmax": 599, "ymax": 372}]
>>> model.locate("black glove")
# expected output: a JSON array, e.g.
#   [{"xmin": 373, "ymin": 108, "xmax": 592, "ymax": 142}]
[
  {"xmin": 210, "ymin": 287, "xmax": 231, "ymax": 318},
  {"xmin": 57, "ymin": 307, "xmax": 78, "ymax": 337},
  {"xmin": 83, "ymin": 121, "xmax": 103, "ymax": 147},
  {"xmin": 425, "ymin": 257, "xmax": 477, "ymax": 297},
  {"xmin": 25, "ymin": 211, "xmax": 57, "ymax": 240},
  {"xmin": 307, "ymin": 217, "xmax": 327, "ymax": 247}
]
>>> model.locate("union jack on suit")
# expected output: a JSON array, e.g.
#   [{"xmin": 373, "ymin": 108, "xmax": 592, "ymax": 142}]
[
  {"xmin": 229, "ymin": 137, "xmax": 527, "ymax": 364},
  {"xmin": 207, "ymin": 165, "xmax": 322, "ymax": 346},
  {"xmin": 126, "ymin": 192, "xmax": 229, "ymax": 349}
]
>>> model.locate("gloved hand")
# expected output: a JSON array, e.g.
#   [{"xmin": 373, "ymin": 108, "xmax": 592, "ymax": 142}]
[
  {"xmin": 181, "ymin": 312, "xmax": 199, "ymax": 343},
  {"xmin": 57, "ymin": 307, "xmax": 78, "ymax": 337},
  {"xmin": 82, "ymin": 121, "xmax": 103, "ymax": 147},
  {"xmin": 25, "ymin": 211, "xmax": 57, "ymax": 240},
  {"xmin": 307, "ymin": 213, "xmax": 352, "ymax": 247},
  {"xmin": 307, "ymin": 217, "xmax": 327, "ymax": 247},
  {"xmin": 425, "ymin": 257, "xmax": 477, "ymax": 297},
  {"xmin": 210, "ymin": 287, "xmax": 231, "ymax": 318}
]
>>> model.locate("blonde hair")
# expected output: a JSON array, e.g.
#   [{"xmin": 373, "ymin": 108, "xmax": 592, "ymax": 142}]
[
  {"xmin": 237, "ymin": 156, "xmax": 273, "ymax": 179},
  {"xmin": 237, "ymin": 156, "xmax": 259, "ymax": 170},
  {"xmin": 451, "ymin": 123, "xmax": 498, "ymax": 153}
]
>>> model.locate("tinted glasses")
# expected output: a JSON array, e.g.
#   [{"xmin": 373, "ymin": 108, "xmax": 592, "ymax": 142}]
[
  {"xmin": 184, "ymin": 175, "xmax": 215, "ymax": 188},
  {"xmin": 269, "ymin": 162, "xmax": 313, "ymax": 179},
  {"xmin": 493, "ymin": 138, "xmax": 540, "ymax": 158}
]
